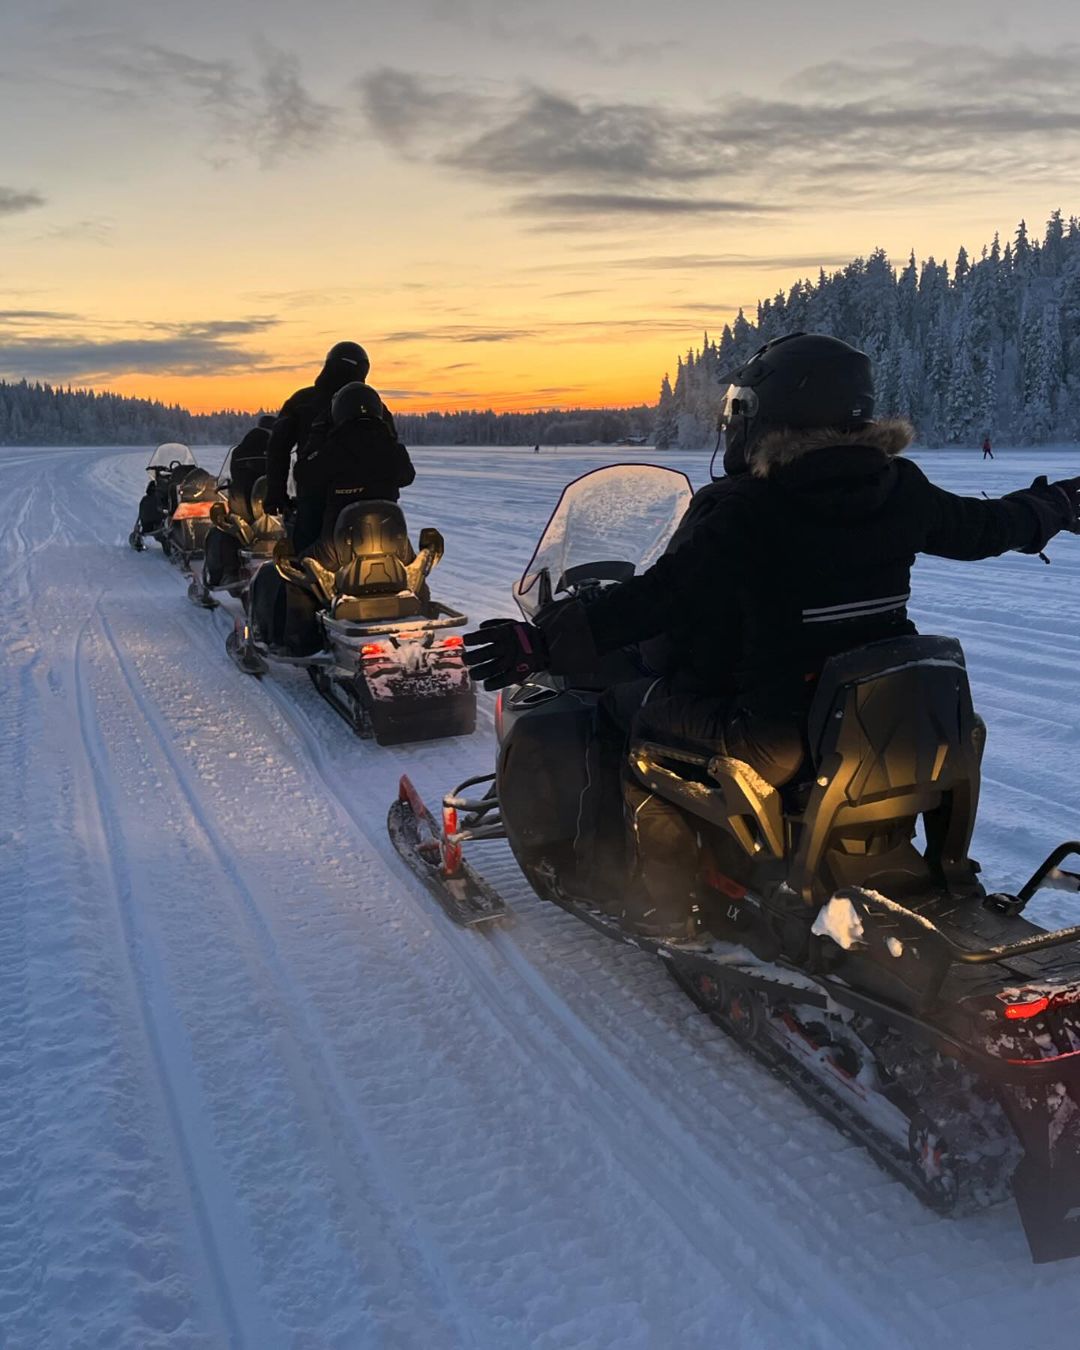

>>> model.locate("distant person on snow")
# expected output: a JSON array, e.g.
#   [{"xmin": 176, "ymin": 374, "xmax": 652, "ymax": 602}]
[
  {"xmin": 983, "ymin": 436, "xmax": 994, "ymax": 460},
  {"xmin": 463, "ymin": 332, "xmax": 1080, "ymax": 940},
  {"xmin": 295, "ymin": 382, "xmax": 415, "ymax": 546},
  {"xmin": 263, "ymin": 343, "xmax": 400, "ymax": 543}
]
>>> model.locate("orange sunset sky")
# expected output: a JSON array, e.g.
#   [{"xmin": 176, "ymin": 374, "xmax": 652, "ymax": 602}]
[{"xmin": 2, "ymin": 0, "xmax": 1079, "ymax": 414}]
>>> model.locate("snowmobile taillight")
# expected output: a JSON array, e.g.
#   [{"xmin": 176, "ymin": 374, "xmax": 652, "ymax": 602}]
[
  {"xmin": 360, "ymin": 643, "xmax": 386, "ymax": 659},
  {"xmin": 442, "ymin": 635, "xmax": 464, "ymax": 649},
  {"xmin": 172, "ymin": 501, "xmax": 215, "ymax": 520},
  {"xmin": 1003, "ymin": 996, "xmax": 1051, "ymax": 1020}
]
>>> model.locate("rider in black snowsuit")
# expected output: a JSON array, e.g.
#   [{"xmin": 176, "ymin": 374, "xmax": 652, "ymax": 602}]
[
  {"xmin": 465, "ymin": 333, "xmax": 1080, "ymax": 938},
  {"xmin": 263, "ymin": 343, "xmax": 402, "ymax": 550},
  {"xmin": 251, "ymin": 383, "xmax": 416, "ymax": 651},
  {"xmin": 298, "ymin": 382, "xmax": 415, "ymax": 542}
]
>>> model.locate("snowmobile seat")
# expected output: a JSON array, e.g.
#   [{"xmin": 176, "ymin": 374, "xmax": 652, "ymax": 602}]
[
  {"xmin": 787, "ymin": 635, "xmax": 982, "ymax": 905},
  {"xmin": 330, "ymin": 554, "xmax": 425, "ymax": 622},
  {"xmin": 632, "ymin": 635, "xmax": 982, "ymax": 910},
  {"xmin": 245, "ymin": 476, "xmax": 286, "ymax": 553},
  {"xmin": 327, "ymin": 500, "xmax": 428, "ymax": 622}
]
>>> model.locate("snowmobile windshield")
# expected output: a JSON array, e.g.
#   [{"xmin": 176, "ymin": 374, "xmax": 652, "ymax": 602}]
[
  {"xmin": 216, "ymin": 446, "xmax": 235, "ymax": 483},
  {"xmin": 515, "ymin": 464, "xmax": 692, "ymax": 619},
  {"xmin": 146, "ymin": 442, "xmax": 197, "ymax": 470}
]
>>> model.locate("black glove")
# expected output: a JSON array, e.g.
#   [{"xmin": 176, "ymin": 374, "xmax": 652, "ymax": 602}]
[
  {"xmin": 462, "ymin": 618, "xmax": 550, "ymax": 691},
  {"xmin": 1048, "ymin": 475, "xmax": 1080, "ymax": 532}
]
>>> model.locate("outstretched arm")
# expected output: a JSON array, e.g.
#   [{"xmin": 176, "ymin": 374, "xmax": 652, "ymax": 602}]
[{"xmin": 920, "ymin": 467, "xmax": 1080, "ymax": 559}]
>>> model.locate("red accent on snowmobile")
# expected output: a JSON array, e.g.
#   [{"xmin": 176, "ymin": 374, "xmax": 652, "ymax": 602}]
[
  {"xmin": 703, "ymin": 867, "xmax": 746, "ymax": 901},
  {"xmin": 440, "ymin": 804, "xmax": 464, "ymax": 876},
  {"xmin": 390, "ymin": 776, "xmax": 507, "ymax": 926},
  {"xmin": 1003, "ymin": 997, "xmax": 1051, "ymax": 1020}
]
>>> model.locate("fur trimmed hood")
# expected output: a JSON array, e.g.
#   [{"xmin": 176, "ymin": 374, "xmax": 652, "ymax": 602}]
[{"xmin": 749, "ymin": 418, "xmax": 915, "ymax": 479}]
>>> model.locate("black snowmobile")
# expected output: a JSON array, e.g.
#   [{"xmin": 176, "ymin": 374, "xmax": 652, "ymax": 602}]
[
  {"xmin": 186, "ymin": 453, "xmax": 286, "ymax": 609},
  {"xmin": 389, "ymin": 463, "xmax": 1080, "ymax": 1263},
  {"xmin": 226, "ymin": 498, "xmax": 476, "ymax": 746},
  {"xmin": 129, "ymin": 442, "xmax": 200, "ymax": 553}
]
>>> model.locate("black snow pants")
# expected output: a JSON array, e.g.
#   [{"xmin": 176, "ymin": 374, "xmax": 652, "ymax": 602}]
[
  {"xmin": 203, "ymin": 528, "xmax": 241, "ymax": 587},
  {"xmin": 250, "ymin": 565, "xmax": 323, "ymax": 656}
]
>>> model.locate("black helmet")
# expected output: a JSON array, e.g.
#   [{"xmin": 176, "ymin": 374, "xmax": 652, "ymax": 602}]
[
  {"xmin": 324, "ymin": 341, "xmax": 370, "ymax": 378},
  {"xmin": 331, "ymin": 381, "xmax": 384, "ymax": 427},
  {"xmin": 257, "ymin": 413, "xmax": 277, "ymax": 430},
  {"xmin": 719, "ymin": 332, "xmax": 874, "ymax": 474}
]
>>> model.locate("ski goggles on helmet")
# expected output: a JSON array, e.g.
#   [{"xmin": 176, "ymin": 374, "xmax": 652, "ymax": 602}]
[{"xmin": 718, "ymin": 384, "xmax": 759, "ymax": 430}]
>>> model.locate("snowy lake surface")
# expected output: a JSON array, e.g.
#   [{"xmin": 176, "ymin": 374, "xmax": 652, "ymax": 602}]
[{"xmin": 1, "ymin": 441, "xmax": 1079, "ymax": 1348}]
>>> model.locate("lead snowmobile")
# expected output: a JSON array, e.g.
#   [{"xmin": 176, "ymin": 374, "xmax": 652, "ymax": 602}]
[
  {"xmin": 226, "ymin": 498, "xmax": 476, "ymax": 746},
  {"xmin": 129, "ymin": 442, "xmax": 199, "ymax": 553},
  {"xmin": 389, "ymin": 462, "xmax": 1080, "ymax": 1263}
]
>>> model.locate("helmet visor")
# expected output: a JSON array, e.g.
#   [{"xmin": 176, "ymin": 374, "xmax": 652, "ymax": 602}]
[{"xmin": 718, "ymin": 384, "xmax": 759, "ymax": 430}]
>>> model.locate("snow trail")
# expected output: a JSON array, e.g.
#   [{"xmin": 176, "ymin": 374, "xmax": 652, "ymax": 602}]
[{"xmin": 1, "ymin": 442, "xmax": 1079, "ymax": 1348}]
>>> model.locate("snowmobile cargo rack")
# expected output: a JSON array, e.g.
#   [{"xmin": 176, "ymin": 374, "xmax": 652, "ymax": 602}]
[{"xmin": 323, "ymin": 603, "xmax": 468, "ymax": 639}]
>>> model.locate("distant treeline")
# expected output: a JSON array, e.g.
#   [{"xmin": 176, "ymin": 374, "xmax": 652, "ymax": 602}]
[
  {"xmin": 0, "ymin": 378, "xmax": 657, "ymax": 449},
  {"xmin": 390, "ymin": 405, "xmax": 656, "ymax": 446},
  {"xmin": 0, "ymin": 380, "xmax": 264, "ymax": 447}
]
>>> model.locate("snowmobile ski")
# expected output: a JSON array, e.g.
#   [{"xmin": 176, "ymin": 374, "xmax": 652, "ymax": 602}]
[{"xmin": 388, "ymin": 775, "xmax": 508, "ymax": 926}]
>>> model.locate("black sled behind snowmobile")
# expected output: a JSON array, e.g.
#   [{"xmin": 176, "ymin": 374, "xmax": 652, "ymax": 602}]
[
  {"xmin": 389, "ymin": 462, "xmax": 1080, "ymax": 1263},
  {"xmin": 227, "ymin": 499, "xmax": 476, "ymax": 746}
]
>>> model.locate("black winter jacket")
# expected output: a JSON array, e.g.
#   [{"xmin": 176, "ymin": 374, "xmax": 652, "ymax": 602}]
[
  {"xmin": 574, "ymin": 422, "xmax": 1070, "ymax": 712},
  {"xmin": 265, "ymin": 378, "xmax": 402, "ymax": 506},
  {"xmin": 228, "ymin": 424, "xmax": 272, "ymax": 500},
  {"xmin": 300, "ymin": 417, "xmax": 416, "ymax": 537},
  {"xmin": 264, "ymin": 384, "xmax": 332, "ymax": 506}
]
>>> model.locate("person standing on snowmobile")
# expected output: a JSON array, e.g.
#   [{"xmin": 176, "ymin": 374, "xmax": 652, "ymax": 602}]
[
  {"xmin": 230, "ymin": 413, "xmax": 278, "ymax": 501},
  {"xmin": 292, "ymin": 382, "xmax": 415, "ymax": 550},
  {"xmin": 464, "ymin": 332, "xmax": 1080, "ymax": 939},
  {"xmin": 263, "ymin": 343, "xmax": 399, "ymax": 536}
]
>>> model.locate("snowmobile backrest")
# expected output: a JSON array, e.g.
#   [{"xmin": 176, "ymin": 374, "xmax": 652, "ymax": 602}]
[
  {"xmin": 790, "ymin": 635, "xmax": 982, "ymax": 905},
  {"xmin": 332, "ymin": 499, "xmax": 412, "ymax": 564},
  {"xmin": 247, "ymin": 475, "xmax": 285, "ymax": 545},
  {"xmin": 336, "ymin": 553, "xmax": 410, "ymax": 596}
]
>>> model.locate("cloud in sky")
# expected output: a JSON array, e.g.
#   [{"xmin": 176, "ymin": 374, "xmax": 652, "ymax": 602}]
[
  {"xmin": 0, "ymin": 186, "xmax": 46, "ymax": 216},
  {"xmin": 0, "ymin": 315, "xmax": 280, "ymax": 381},
  {"xmin": 514, "ymin": 193, "xmax": 783, "ymax": 218},
  {"xmin": 357, "ymin": 44, "xmax": 1080, "ymax": 210},
  {"xmin": 380, "ymin": 325, "xmax": 534, "ymax": 344},
  {"xmin": 83, "ymin": 38, "xmax": 333, "ymax": 165}
]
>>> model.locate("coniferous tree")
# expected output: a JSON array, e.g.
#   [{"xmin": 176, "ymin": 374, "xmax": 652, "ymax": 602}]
[{"xmin": 656, "ymin": 211, "xmax": 1080, "ymax": 447}]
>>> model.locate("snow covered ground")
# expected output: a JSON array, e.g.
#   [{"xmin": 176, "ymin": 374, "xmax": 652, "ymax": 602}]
[{"xmin": 2, "ymin": 441, "xmax": 1079, "ymax": 1349}]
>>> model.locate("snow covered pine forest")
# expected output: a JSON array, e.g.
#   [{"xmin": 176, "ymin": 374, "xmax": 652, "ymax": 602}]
[{"xmin": 657, "ymin": 212, "xmax": 1080, "ymax": 449}]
